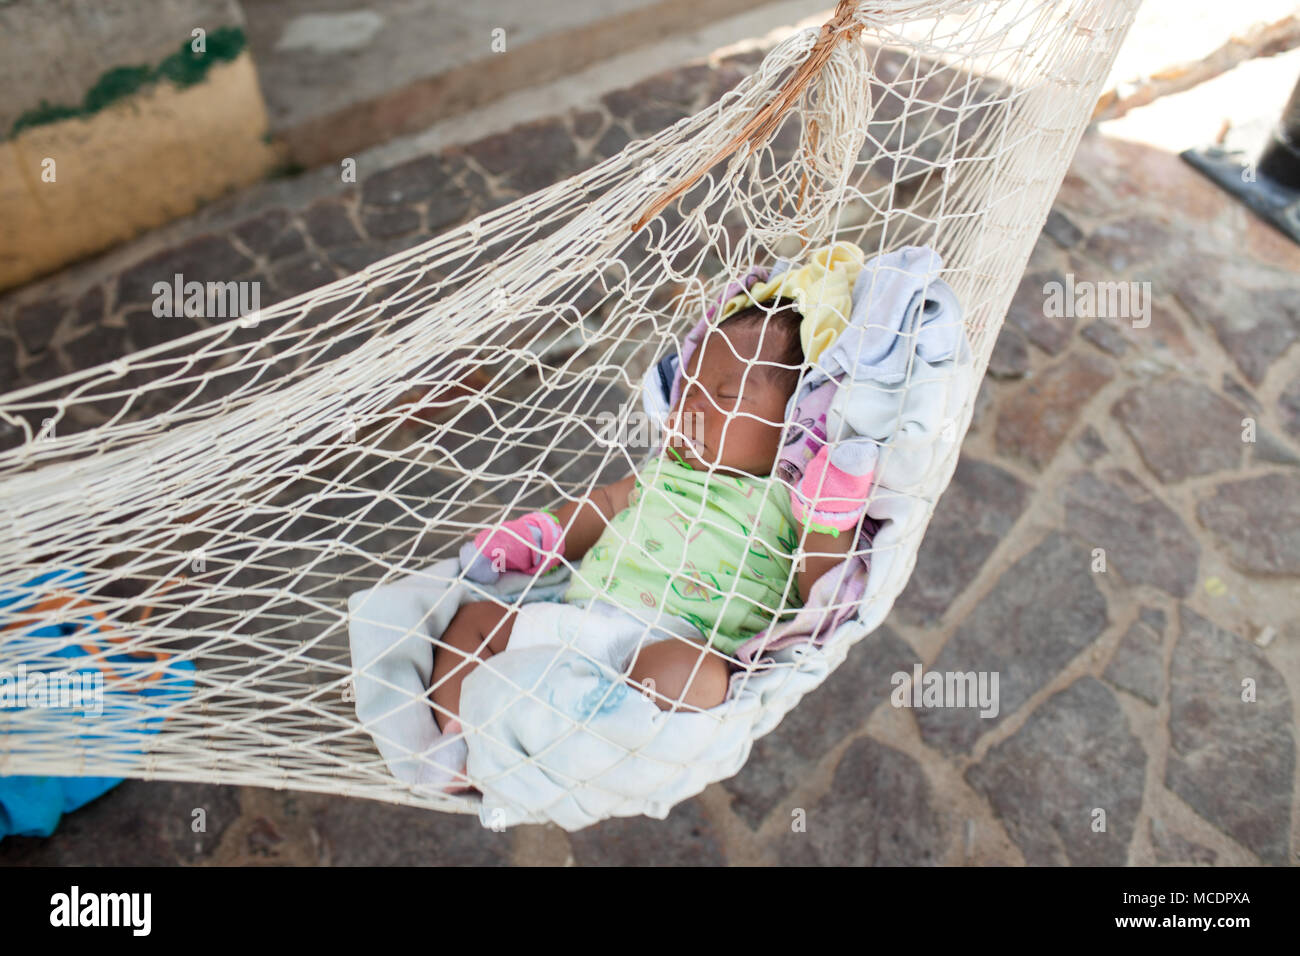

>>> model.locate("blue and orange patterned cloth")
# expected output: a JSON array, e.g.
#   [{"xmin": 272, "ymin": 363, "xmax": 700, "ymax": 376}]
[{"xmin": 0, "ymin": 569, "xmax": 195, "ymax": 840}]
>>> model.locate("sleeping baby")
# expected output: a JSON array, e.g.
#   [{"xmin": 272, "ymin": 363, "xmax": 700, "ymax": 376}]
[{"xmin": 431, "ymin": 291, "xmax": 876, "ymax": 763}]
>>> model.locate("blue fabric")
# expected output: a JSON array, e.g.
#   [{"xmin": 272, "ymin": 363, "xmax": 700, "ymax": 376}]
[
  {"xmin": 0, "ymin": 774, "xmax": 121, "ymax": 839},
  {"xmin": 0, "ymin": 568, "xmax": 195, "ymax": 841}
]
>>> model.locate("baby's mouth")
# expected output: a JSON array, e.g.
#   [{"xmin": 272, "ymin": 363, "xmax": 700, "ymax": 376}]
[
  {"xmin": 667, "ymin": 427, "xmax": 706, "ymax": 465},
  {"xmin": 666, "ymin": 410, "xmax": 704, "ymax": 455},
  {"xmin": 670, "ymin": 435, "xmax": 703, "ymax": 457}
]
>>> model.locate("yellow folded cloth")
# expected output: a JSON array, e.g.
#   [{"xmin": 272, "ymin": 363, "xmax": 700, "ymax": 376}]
[{"xmin": 713, "ymin": 240, "xmax": 865, "ymax": 365}]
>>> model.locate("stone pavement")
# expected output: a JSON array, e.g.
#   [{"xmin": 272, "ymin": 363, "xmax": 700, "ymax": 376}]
[{"xmin": 1, "ymin": 40, "xmax": 1298, "ymax": 866}]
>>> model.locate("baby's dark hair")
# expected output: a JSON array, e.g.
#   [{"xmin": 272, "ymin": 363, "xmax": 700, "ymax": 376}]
[{"xmin": 716, "ymin": 295, "xmax": 805, "ymax": 399}]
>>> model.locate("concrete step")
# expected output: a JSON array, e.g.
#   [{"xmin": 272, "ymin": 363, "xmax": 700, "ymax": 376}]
[{"xmin": 242, "ymin": 0, "xmax": 830, "ymax": 170}]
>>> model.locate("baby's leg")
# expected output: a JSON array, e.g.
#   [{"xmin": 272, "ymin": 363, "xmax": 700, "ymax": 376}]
[
  {"xmin": 627, "ymin": 638, "xmax": 731, "ymax": 712},
  {"xmin": 431, "ymin": 600, "xmax": 517, "ymax": 732}
]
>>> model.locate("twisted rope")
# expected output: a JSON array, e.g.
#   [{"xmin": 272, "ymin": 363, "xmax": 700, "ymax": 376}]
[{"xmin": 632, "ymin": 0, "xmax": 872, "ymax": 232}]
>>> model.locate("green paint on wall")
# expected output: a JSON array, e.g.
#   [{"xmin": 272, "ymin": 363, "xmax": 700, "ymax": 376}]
[
  {"xmin": 9, "ymin": 25, "xmax": 248, "ymax": 140},
  {"xmin": 155, "ymin": 25, "xmax": 247, "ymax": 88},
  {"xmin": 81, "ymin": 65, "xmax": 155, "ymax": 115},
  {"xmin": 9, "ymin": 101, "xmax": 81, "ymax": 130}
]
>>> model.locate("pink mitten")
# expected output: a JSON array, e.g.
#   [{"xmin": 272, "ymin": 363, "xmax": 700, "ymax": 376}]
[
  {"xmin": 459, "ymin": 510, "xmax": 564, "ymax": 583},
  {"xmin": 790, "ymin": 445, "xmax": 875, "ymax": 536}
]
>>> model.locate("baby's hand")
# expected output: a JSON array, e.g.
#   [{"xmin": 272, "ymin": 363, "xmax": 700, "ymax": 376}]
[
  {"xmin": 789, "ymin": 444, "xmax": 875, "ymax": 537},
  {"xmin": 459, "ymin": 511, "xmax": 565, "ymax": 584}
]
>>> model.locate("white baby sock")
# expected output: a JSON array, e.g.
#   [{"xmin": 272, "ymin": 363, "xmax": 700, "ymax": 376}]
[{"xmin": 412, "ymin": 719, "xmax": 471, "ymax": 795}]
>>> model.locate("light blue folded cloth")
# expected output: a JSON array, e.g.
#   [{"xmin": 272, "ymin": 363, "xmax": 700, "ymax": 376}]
[{"xmin": 801, "ymin": 244, "xmax": 969, "ymax": 393}]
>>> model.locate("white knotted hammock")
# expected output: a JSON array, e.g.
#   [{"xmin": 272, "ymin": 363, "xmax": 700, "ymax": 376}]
[{"xmin": 0, "ymin": 0, "xmax": 1139, "ymax": 825}]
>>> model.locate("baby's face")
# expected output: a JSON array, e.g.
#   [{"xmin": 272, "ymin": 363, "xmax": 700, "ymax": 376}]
[{"xmin": 665, "ymin": 322, "xmax": 792, "ymax": 477}]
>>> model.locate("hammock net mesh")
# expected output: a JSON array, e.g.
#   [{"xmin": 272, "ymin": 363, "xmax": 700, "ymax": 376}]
[{"xmin": 0, "ymin": 0, "xmax": 1140, "ymax": 822}]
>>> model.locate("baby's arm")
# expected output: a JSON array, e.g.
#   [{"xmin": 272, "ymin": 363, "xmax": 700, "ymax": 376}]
[
  {"xmin": 551, "ymin": 473, "xmax": 637, "ymax": 561},
  {"xmin": 461, "ymin": 474, "xmax": 636, "ymax": 582},
  {"xmin": 795, "ymin": 526, "xmax": 857, "ymax": 605}
]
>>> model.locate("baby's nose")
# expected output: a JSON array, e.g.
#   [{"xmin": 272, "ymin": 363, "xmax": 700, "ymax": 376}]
[{"xmin": 694, "ymin": 398, "xmax": 725, "ymax": 432}]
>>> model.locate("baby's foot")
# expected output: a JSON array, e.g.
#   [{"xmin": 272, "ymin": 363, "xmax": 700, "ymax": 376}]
[{"xmin": 414, "ymin": 718, "xmax": 473, "ymax": 795}]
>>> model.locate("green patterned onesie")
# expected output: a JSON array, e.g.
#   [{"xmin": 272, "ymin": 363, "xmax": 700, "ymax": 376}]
[{"xmin": 563, "ymin": 456, "xmax": 804, "ymax": 655}]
